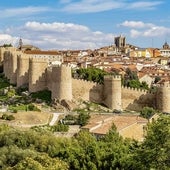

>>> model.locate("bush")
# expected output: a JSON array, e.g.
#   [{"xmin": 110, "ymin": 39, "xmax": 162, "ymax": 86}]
[
  {"xmin": 140, "ymin": 107, "xmax": 155, "ymax": 119},
  {"xmin": 27, "ymin": 104, "xmax": 41, "ymax": 112},
  {"xmin": 7, "ymin": 89, "xmax": 16, "ymax": 98},
  {"xmin": 52, "ymin": 124, "xmax": 69, "ymax": 132},
  {"xmin": 1, "ymin": 113, "xmax": 8, "ymax": 120},
  {"xmin": 77, "ymin": 112, "xmax": 90, "ymax": 126},
  {"xmin": 31, "ymin": 90, "xmax": 51, "ymax": 103},
  {"xmin": 7, "ymin": 115, "xmax": 15, "ymax": 121},
  {"xmin": 1, "ymin": 113, "xmax": 15, "ymax": 121},
  {"xmin": 13, "ymin": 109, "xmax": 18, "ymax": 113}
]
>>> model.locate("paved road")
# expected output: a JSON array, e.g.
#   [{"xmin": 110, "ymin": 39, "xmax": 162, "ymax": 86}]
[{"xmin": 49, "ymin": 112, "xmax": 63, "ymax": 126}]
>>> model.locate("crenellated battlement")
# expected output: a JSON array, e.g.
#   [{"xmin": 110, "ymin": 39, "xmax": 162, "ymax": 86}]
[
  {"xmin": 72, "ymin": 78, "xmax": 98, "ymax": 86},
  {"xmin": 122, "ymin": 86, "xmax": 147, "ymax": 93},
  {"xmin": 52, "ymin": 64, "xmax": 71, "ymax": 68},
  {"xmin": 104, "ymin": 75, "xmax": 121, "ymax": 80}
]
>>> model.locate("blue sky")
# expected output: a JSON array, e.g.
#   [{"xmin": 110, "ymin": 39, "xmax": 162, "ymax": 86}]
[{"xmin": 0, "ymin": 0, "xmax": 170, "ymax": 50}]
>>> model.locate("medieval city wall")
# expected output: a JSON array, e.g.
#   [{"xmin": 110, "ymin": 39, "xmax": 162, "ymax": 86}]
[
  {"xmin": 156, "ymin": 84, "xmax": 170, "ymax": 113},
  {"xmin": 29, "ymin": 57, "xmax": 48, "ymax": 92},
  {"xmin": 10, "ymin": 50, "xmax": 22, "ymax": 84},
  {"xmin": 46, "ymin": 67, "xmax": 53, "ymax": 91},
  {"xmin": 3, "ymin": 51, "xmax": 10, "ymax": 79},
  {"xmin": 51, "ymin": 65, "xmax": 72, "ymax": 100},
  {"xmin": 17, "ymin": 54, "xmax": 30, "ymax": 87},
  {"xmin": 122, "ymin": 87, "xmax": 156, "ymax": 111},
  {"xmin": 104, "ymin": 75, "xmax": 121, "ymax": 110},
  {"xmin": 0, "ymin": 47, "xmax": 7, "ymax": 63},
  {"xmin": 72, "ymin": 79, "xmax": 103, "ymax": 103},
  {"xmin": 3, "ymin": 48, "xmax": 21, "ymax": 84},
  {"xmin": 2, "ymin": 47, "xmax": 170, "ymax": 112}
]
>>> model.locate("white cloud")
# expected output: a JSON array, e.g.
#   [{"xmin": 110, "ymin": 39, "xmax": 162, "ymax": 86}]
[
  {"xmin": 59, "ymin": 0, "xmax": 72, "ymax": 4},
  {"xmin": 24, "ymin": 21, "xmax": 89, "ymax": 32},
  {"xmin": 0, "ymin": 34, "xmax": 18, "ymax": 46},
  {"xmin": 130, "ymin": 29, "xmax": 142, "ymax": 38},
  {"xmin": 62, "ymin": 0, "xmax": 123, "ymax": 13},
  {"xmin": 0, "ymin": 6, "xmax": 50, "ymax": 18},
  {"xmin": 2, "ymin": 21, "xmax": 115, "ymax": 50},
  {"xmin": 127, "ymin": 1, "xmax": 162, "ymax": 10},
  {"xmin": 143, "ymin": 26, "xmax": 170, "ymax": 37},
  {"xmin": 120, "ymin": 21, "xmax": 154, "ymax": 29},
  {"xmin": 120, "ymin": 20, "xmax": 170, "ymax": 38},
  {"xmin": 61, "ymin": 0, "xmax": 163, "ymax": 13}
]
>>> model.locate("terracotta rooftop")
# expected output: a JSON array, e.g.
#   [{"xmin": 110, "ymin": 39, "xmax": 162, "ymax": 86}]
[{"xmin": 83, "ymin": 114, "xmax": 147, "ymax": 135}]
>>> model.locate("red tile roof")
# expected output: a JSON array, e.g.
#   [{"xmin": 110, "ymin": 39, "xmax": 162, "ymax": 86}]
[{"xmin": 83, "ymin": 114, "xmax": 147, "ymax": 135}]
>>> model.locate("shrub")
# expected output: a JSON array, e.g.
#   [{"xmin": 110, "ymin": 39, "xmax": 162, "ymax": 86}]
[
  {"xmin": 140, "ymin": 107, "xmax": 155, "ymax": 119},
  {"xmin": 31, "ymin": 90, "xmax": 51, "ymax": 103},
  {"xmin": 27, "ymin": 104, "xmax": 34, "ymax": 111},
  {"xmin": 1, "ymin": 113, "xmax": 15, "ymax": 121},
  {"xmin": 52, "ymin": 124, "xmax": 69, "ymax": 132},
  {"xmin": 27, "ymin": 104, "xmax": 41, "ymax": 112},
  {"xmin": 13, "ymin": 109, "xmax": 18, "ymax": 113},
  {"xmin": 7, "ymin": 115, "xmax": 15, "ymax": 121},
  {"xmin": 1, "ymin": 113, "xmax": 8, "ymax": 120},
  {"xmin": 77, "ymin": 112, "xmax": 90, "ymax": 126}
]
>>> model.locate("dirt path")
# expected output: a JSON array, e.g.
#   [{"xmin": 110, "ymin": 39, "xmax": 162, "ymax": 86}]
[{"xmin": 49, "ymin": 112, "xmax": 64, "ymax": 126}]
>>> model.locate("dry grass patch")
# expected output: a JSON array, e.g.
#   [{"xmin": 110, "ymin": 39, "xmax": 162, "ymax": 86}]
[{"xmin": 0, "ymin": 111, "xmax": 52, "ymax": 127}]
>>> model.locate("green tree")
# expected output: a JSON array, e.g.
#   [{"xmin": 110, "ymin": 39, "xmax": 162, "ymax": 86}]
[
  {"xmin": 133, "ymin": 115, "xmax": 170, "ymax": 170},
  {"xmin": 140, "ymin": 107, "xmax": 155, "ymax": 119},
  {"xmin": 154, "ymin": 76, "xmax": 161, "ymax": 83},
  {"xmin": 3, "ymin": 44, "xmax": 12, "ymax": 47},
  {"xmin": 77, "ymin": 112, "xmax": 90, "ymax": 126},
  {"xmin": 123, "ymin": 68, "xmax": 149, "ymax": 90},
  {"xmin": 74, "ymin": 67, "xmax": 109, "ymax": 84}
]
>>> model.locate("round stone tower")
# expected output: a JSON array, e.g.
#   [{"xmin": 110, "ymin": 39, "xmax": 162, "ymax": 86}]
[
  {"xmin": 3, "ymin": 51, "xmax": 10, "ymax": 79},
  {"xmin": 17, "ymin": 54, "xmax": 30, "ymax": 87},
  {"xmin": 29, "ymin": 57, "xmax": 48, "ymax": 92},
  {"xmin": 3, "ymin": 47, "xmax": 20, "ymax": 85},
  {"xmin": 156, "ymin": 84, "xmax": 170, "ymax": 113},
  {"xmin": 52, "ymin": 65, "xmax": 72, "ymax": 101},
  {"xmin": 103, "ymin": 75, "xmax": 121, "ymax": 110}
]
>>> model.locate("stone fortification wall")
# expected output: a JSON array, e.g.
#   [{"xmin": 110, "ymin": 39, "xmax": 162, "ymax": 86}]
[
  {"xmin": 72, "ymin": 79, "xmax": 103, "ymax": 103},
  {"xmin": 46, "ymin": 67, "xmax": 53, "ymax": 91},
  {"xmin": 122, "ymin": 87, "xmax": 156, "ymax": 111},
  {"xmin": 2, "ymin": 47, "xmax": 168, "ymax": 113},
  {"xmin": 51, "ymin": 65, "xmax": 72, "ymax": 100},
  {"xmin": 0, "ymin": 47, "xmax": 7, "ymax": 62},
  {"xmin": 17, "ymin": 54, "xmax": 30, "ymax": 87},
  {"xmin": 156, "ymin": 84, "xmax": 170, "ymax": 113},
  {"xmin": 103, "ymin": 75, "xmax": 122, "ymax": 110},
  {"xmin": 10, "ymin": 50, "xmax": 18, "ymax": 84},
  {"xmin": 3, "ymin": 51, "xmax": 10, "ymax": 79},
  {"xmin": 3, "ymin": 48, "xmax": 22, "ymax": 84},
  {"xmin": 29, "ymin": 57, "xmax": 48, "ymax": 92}
]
